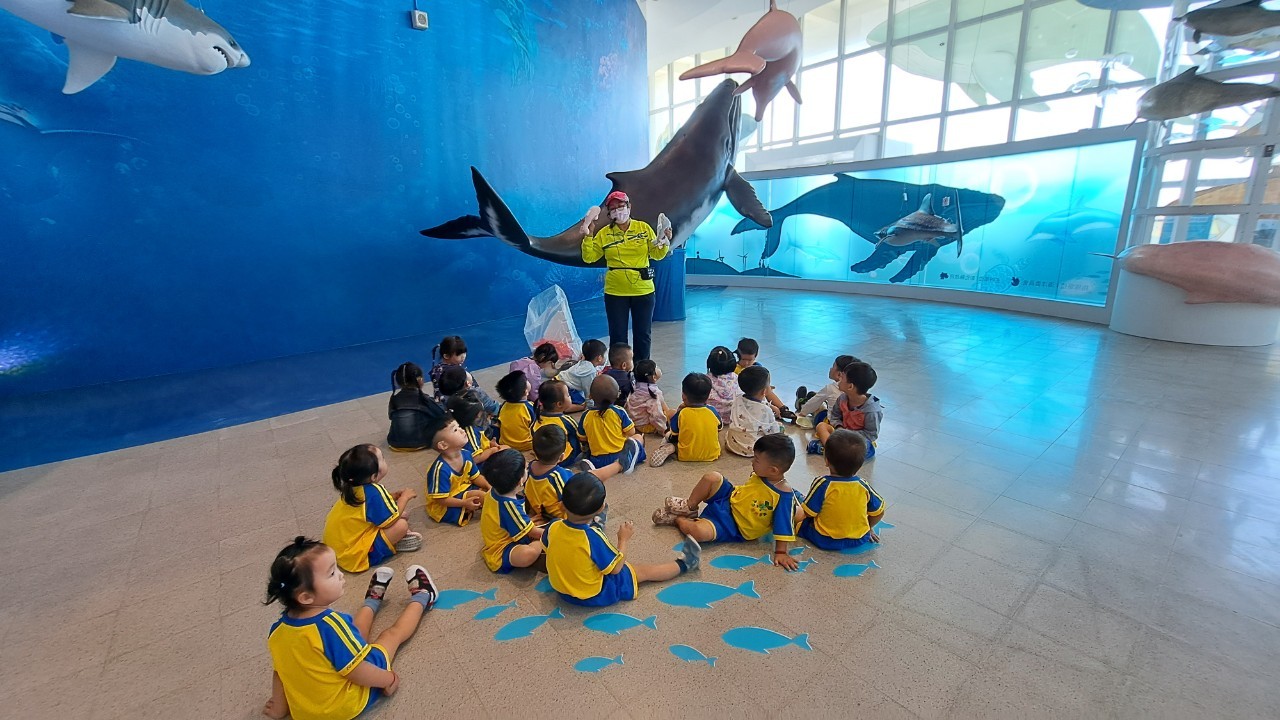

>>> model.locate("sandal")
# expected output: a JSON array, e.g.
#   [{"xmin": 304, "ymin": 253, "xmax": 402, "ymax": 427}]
[
  {"xmin": 652, "ymin": 507, "xmax": 678, "ymax": 526},
  {"xmin": 664, "ymin": 496, "xmax": 697, "ymax": 517}
]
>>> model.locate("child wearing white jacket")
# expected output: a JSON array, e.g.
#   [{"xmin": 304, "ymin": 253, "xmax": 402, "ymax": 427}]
[{"xmin": 726, "ymin": 366, "xmax": 782, "ymax": 457}]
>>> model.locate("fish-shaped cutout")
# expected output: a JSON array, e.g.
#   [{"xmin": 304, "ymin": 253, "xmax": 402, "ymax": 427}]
[
  {"xmin": 574, "ymin": 654, "xmax": 624, "ymax": 673},
  {"xmin": 788, "ymin": 546, "xmax": 807, "ymax": 556},
  {"xmin": 582, "ymin": 613, "xmax": 658, "ymax": 635},
  {"xmin": 874, "ymin": 193, "xmax": 964, "ymax": 256},
  {"xmin": 792, "ymin": 558, "xmax": 819, "ymax": 573},
  {"xmin": 709, "ymin": 554, "xmax": 772, "ymax": 571},
  {"xmin": 833, "ymin": 560, "xmax": 881, "ymax": 578},
  {"xmin": 878, "ymin": 522, "xmax": 896, "ymax": 531},
  {"xmin": 473, "ymin": 600, "xmax": 518, "ymax": 620},
  {"xmin": 656, "ymin": 580, "xmax": 760, "ymax": 609},
  {"xmin": 534, "ymin": 576, "xmax": 554, "ymax": 593},
  {"xmin": 494, "ymin": 607, "xmax": 564, "ymax": 642},
  {"xmin": 721, "ymin": 626, "xmax": 812, "ymax": 655},
  {"xmin": 433, "ymin": 587, "xmax": 498, "ymax": 611},
  {"xmin": 669, "ymin": 644, "xmax": 718, "ymax": 667}
]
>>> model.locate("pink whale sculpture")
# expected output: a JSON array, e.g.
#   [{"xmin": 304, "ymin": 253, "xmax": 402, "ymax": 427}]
[
  {"xmin": 1121, "ymin": 241, "xmax": 1280, "ymax": 305},
  {"xmin": 677, "ymin": 0, "xmax": 802, "ymax": 122}
]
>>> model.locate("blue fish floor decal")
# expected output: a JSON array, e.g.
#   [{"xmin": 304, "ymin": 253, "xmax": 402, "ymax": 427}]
[
  {"xmin": 494, "ymin": 607, "xmax": 565, "ymax": 642},
  {"xmin": 534, "ymin": 576, "xmax": 554, "ymax": 593},
  {"xmin": 721, "ymin": 627, "xmax": 812, "ymax": 655},
  {"xmin": 473, "ymin": 600, "xmax": 518, "ymax": 620},
  {"xmin": 709, "ymin": 554, "xmax": 772, "ymax": 571},
  {"xmin": 574, "ymin": 654, "xmax": 625, "ymax": 673},
  {"xmin": 832, "ymin": 560, "xmax": 881, "ymax": 578},
  {"xmin": 669, "ymin": 644, "xmax": 717, "ymax": 667},
  {"xmin": 582, "ymin": 613, "xmax": 658, "ymax": 635},
  {"xmin": 792, "ymin": 557, "xmax": 818, "ymax": 573},
  {"xmin": 433, "ymin": 587, "xmax": 499, "ymax": 611},
  {"xmin": 655, "ymin": 580, "xmax": 760, "ymax": 609}
]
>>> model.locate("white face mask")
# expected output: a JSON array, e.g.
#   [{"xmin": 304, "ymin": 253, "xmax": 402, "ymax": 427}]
[{"xmin": 610, "ymin": 207, "xmax": 631, "ymax": 224}]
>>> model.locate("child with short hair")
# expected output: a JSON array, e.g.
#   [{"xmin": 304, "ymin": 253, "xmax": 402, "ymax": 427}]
[
  {"xmin": 323, "ymin": 445, "xmax": 422, "ymax": 573},
  {"xmin": 811, "ymin": 361, "xmax": 883, "ymax": 458},
  {"xmin": 447, "ymin": 390, "xmax": 506, "ymax": 463},
  {"xmin": 495, "ymin": 371, "xmax": 537, "ymax": 452},
  {"xmin": 705, "ymin": 345, "xmax": 742, "ymax": 419},
  {"xmin": 434, "ymin": 365, "xmax": 471, "ymax": 401},
  {"xmin": 579, "ymin": 374, "xmax": 646, "ymax": 470},
  {"xmin": 562, "ymin": 338, "xmax": 607, "ymax": 408},
  {"xmin": 626, "ymin": 359, "xmax": 672, "ymax": 435},
  {"xmin": 429, "ymin": 335, "xmax": 499, "ymax": 413},
  {"xmin": 387, "ymin": 362, "xmax": 446, "ymax": 451},
  {"xmin": 479, "ymin": 449, "xmax": 546, "ymax": 574},
  {"xmin": 725, "ymin": 365, "xmax": 782, "ymax": 457},
  {"xmin": 734, "ymin": 337, "xmax": 797, "ymax": 421},
  {"xmin": 795, "ymin": 354, "xmax": 858, "ymax": 429},
  {"xmin": 527, "ymin": 424, "xmax": 635, "ymax": 523},
  {"xmin": 263, "ymin": 537, "xmax": 438, "ymax": 720},
  {"xmin": 653, "ymin": 433, "xmax": 801, "ymax": 571},
  {"xmin": 543, "ymin": 473, "xmax": 701, "ymax": 607},
  {"xmin": 604, "ymin": 342, "xmax": 635, "ymax": 406},
  {"xmin": 649, "ymin": 372, "xmax": 722, "ymax": 467},
  {"xmin": 424, "ymin": 415, "xmax": 491, "ymax": 526},
  {"xmin": 799, "ymin": 430, "xmax": 884, "ymax": 551}
]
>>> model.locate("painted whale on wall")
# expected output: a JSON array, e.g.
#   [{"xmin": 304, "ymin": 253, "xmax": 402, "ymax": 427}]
[
  {"xmin": 421, "ymin": 79, "xmax": 772, "ymax": 268},
  {"xmin": 731, "ymin": 175, "xmax": 1005, "ymax": 283},
  {"xmin": 0, "ymin": 0, "xmax": 249, "ymax": 93}
]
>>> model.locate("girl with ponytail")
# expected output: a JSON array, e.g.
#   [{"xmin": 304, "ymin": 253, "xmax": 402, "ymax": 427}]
[{"xmin": 321, "ymin": 444, "xmax": 421, "ymax": 573}]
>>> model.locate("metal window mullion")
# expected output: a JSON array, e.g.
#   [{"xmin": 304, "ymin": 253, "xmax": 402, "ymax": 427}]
[
  {"xmin": 879, "ymin": 0, "xmax": 896, "ymax": 159},
  {"xmin": 1007, "ymin": 0, "xmax": 1033, "ymax": 143},
  {"xmin": 939, "ymin": 0, "xmax": 959, "ymax": 151},
  {"xmin": 1094, "ymin": 9, "xmax": 1119, "ymax": 130},
  {"xmin": 833, "ymin": 0, "xmax": 849, "ymax": 133}
]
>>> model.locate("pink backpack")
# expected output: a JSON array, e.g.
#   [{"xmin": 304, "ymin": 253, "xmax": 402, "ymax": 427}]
[{"xmin": 509, "ymin": 357, "xmax": 542, "ymax": 402}]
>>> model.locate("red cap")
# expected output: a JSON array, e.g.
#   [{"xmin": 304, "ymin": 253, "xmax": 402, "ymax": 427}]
[{"xmin": 605, "ymin": 191, "xmax": 630, "ymax": 206}]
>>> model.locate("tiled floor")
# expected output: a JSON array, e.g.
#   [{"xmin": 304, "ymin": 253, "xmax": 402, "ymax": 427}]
[{"xmin": 3, "ymin": 287, "xmax": 1280, "ymax": 719}]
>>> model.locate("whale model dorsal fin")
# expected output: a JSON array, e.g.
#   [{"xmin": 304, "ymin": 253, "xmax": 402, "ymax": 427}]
[
  {"xmin": 724, "ymin": 167, "xmax": 772, "ymax": 229},
  {"xmin": 1175, "ymin": 67, "xmax": 1199, "ymax": 81},
  {"xmin": 68, "ymin": 0, "xmax": 135, "ymax": 22},
  {"xmin": 918, "ymin": 193, "xmax": 934, "ymax": 214},
  {"xmin": 62, "ymin": 41, "xmax": 118, "ymax": 94}
]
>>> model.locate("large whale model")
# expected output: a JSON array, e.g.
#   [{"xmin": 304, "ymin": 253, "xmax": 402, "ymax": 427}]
[
  {"xmin": 677, "ymin": 0, "xmax": 802, "ymax": 122},
  {"xmin": 421, "ymin": 79, "xmax": 772, "ymax": 268},
  {"xmin": 1137, "ymin": 67, "xmax": 1280, "ymax": 123},
  {"xmin": 1178, "ymin": 0, "xmax": 1280, "ymax": 44},
  {"xmin": 1120, "ymin": 242, "xmax": 1280, "ymax": 305},
  {"xmin": 0, "ymin": 0, "xmax": 249, "ymax": 93}
]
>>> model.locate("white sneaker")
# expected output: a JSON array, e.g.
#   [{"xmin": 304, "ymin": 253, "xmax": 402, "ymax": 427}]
[{"xmin": 649, "ymin": 441, "xmax": 676, "ymax": 467}]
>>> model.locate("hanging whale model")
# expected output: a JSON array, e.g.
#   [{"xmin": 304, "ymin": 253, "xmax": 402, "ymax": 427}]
[
  {"xmin": 421, "ymin": 79, "xmax": 772, "ymax": 267},
  {"xmin": 0, "ymin": 0, "xmax": 249, "ymax": 93},
  {"xmin": 1136, "ymin": 67, "xmax": 1280, "ymax": 123},
  {"xmin": 676, "ymin": 0, "xmax": 802, "ymax": 122},
  {"xmin": 1178, "ymin": 0, "xmax": 1280, "ymax": 44}
]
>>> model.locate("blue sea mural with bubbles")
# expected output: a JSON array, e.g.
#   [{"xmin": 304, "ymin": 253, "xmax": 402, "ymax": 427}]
[{"xmin": 0, "ymin": 0, "xmax": 646, "ymax": 399}]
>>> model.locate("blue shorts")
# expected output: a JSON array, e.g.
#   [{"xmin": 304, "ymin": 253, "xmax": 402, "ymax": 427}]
[
  {"xmin": 586, "ymin": 443, "xmax": 645, "ymax": 469},
  {"xmin": 436, "ymin": 504, "xmax": 468, "ymax": 526},
  {"xmin": 697, "ymin": 479, "xmax": 745, "ymax": 543},
  {"xmin": 569, "ymin": 388, "xmax": 586, "ymax": 405},
  {"xmin": 494, "ymin": 538, "xmax": 537, "ymax": 574},
  {"xmin": 557, "ymin": 563, "xmax": 637, "ymax": 607},
  {"xmin": 359, "ymin": 644, "xmax": 390, "ymax": 713},
  {"xmin": 368, "ymin": 530, "xmax": 395, "ymax": 566},
  {"xmin": 799, "ymin": 519, "xmax": 874, "ymax": 551}
]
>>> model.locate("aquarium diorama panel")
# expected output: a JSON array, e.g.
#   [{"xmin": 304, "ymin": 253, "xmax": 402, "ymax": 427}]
[{"xmin": 686, "ymin": 140, "xmax": 1136, "ymax": 307}]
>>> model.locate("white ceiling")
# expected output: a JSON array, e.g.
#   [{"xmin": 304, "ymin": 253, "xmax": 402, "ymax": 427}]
[{"xmin": 637, "ymin": 0, "xmax": 833, "ymax": 71}]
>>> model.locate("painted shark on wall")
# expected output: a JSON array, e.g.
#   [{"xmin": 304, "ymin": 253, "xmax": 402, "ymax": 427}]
[
  {"xmin": 0, "ymin": 0, "xmax": 249, "ymax": 93},
  {"xmin": 421, "ymin": 79, "xmax": 772, "ymax": 268},
  {"xmin": 730, "ymin": 176, "xmax": 1005, "ymax": 283}
]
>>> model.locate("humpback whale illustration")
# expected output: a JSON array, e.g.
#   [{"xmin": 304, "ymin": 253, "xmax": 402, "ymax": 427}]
[
  {"xmin": 421, "ymin": 79, "xmax": 772, "ymax": 267},
  {"xmin": 732, "ymin": 176, "xmax": 1004, "ymax": 283},
  {"xmin": 0, "ymin": 0, "xmax": 250, "ymax": 94}
]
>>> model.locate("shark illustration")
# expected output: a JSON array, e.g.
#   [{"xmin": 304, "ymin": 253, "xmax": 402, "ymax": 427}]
[
  {"xmin": 677, "ymin": 0, "xmax": 802, "ymax": 122},
  {"xmin": 0, "ymin": 0, "xmax": 249, "ymax": 93},
  {"xmin": 1137, "ymin": 67, "xmax": 1280, "ymax": 123},
  {"xmin": 1179, "ymin": 0, "xmax": 1280, "ymax": 44},
  {"xmin": 421, "ymin": 79, "xmax": 772, "ymax": 267}
]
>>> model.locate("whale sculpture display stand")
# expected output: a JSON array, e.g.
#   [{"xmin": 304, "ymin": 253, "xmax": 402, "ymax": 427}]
[{"xmin": 1110, "ymin": 261, "xmax": 1280, "ymax": 348}]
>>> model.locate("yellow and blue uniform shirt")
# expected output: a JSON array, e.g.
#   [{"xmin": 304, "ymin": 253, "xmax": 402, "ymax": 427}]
[
  {"xmin": 498, "ymin": 400, "xmax": 536, "ymax": 451},
  {"xmin": 669, "ymin": 404, "xmax": 722, "ymax": 462},
  {"xmin": 544, "ymin": 519, "xmax": 637, "ymax": 607},
  {"xmin": 525, "ymin": 464, "xmax": 572, "ymax": 520},
  {"xmin": 322, "ymin": 483, "xmax": 400, "ymax": 573},
  {"xmin": 579, "ymin": 404, "xmax": 635, "ymax": 457},
  {"xmin": 699, "ymin": 473, "xmax": 798, "ymax": 544},
  {"xmin": 463, "ymin": 425, "xmax": 492, "ymax": 457},
  {"xmin": 425, "ymin": 450, "xmax": 479, "ymax": 526},
  {"xmin": 800, "ymin": 475, "xmax": 884, "ymax": 550},
  {"xmin": 531, "ymin": 413, "xmax": 581, "ymax": 463},
  {"xmin": 581, "ymin": 220, "xmax": 669, "ymax": 296},
  {"xmin": 267, "ymin": 609, "xmax": 390, "ymax": 720},
  {"xmin": 480, "ymin": 491, "xmax": 537, "ymax": 573}
]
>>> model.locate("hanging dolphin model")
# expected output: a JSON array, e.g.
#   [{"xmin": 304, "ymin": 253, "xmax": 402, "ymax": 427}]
[
  {"xmin": 0, "ymin": 0, "xmax": 250, "ymax": 94},
  {"xmin": 421, "ymin": 79, "xmax": 772, "ymax": 267},
  {"xmin": 676, "ymin": 0, "xmax": 802, "ymax": 122},
  {"xmin": 1178, "ymin": 0, "xmax": 1280, "ymax": 44},
  {"xmin": 1137, "ymin": 67, "xmax": 1280, "ymax": 123}
]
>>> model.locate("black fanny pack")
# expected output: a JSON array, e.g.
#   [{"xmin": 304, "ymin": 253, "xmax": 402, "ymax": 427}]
[{"xmin": 609, "ymin": 266, "xmax": 655, "ymax": 281}]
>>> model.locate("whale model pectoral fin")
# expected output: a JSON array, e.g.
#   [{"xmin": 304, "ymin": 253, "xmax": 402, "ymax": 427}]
[
  {"xmin": 68, "ymin": 0, "xmax": 136, "ymax": 22},
  {"xmin": 890, "ymin": 243, "xmax": 941, "ymax": 283},
  {"xmin": 724, "ymin": 168, "xmax": 773, "ymax": 232},
  {"xmin": 735, "ymin": 75, "xmax": 759, "ymax": 97},
  {"xmin": 420, "ymin": 215, "xmax": 491, "ymax": 239},
  {"xmin": 62, "ymin": 42, "xmax": 118, "ymax": 94},
  {"xmin": 785, "ymin": 80, "xmax": 802, "ymax": 104},
  {"xmin": 680, "ymin": 52, "xmax": 768, "ymax": 81}
]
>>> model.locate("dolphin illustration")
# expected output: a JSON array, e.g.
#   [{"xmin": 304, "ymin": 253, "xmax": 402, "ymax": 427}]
[
  {"xmin": 0, "ymin": 0, "xmax": 250, "ymax": 94},
  {"xmin": 421, "ymin": 79, "xmax": 772, "ymax": 266},
  {"xmin": 1178, "ymin": 0, "xmax": 1280, "ymax": 43},
  {"xmin": 1137, "ymin": 67, "xmax": 1280, "ymax": 123},
  {"xmin": 677, "ymin": 0, "xmax": 802, "ymax": 122}
]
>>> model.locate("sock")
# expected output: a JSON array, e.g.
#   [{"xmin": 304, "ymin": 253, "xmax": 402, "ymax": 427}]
[
  {"xmin": 676, "ymin": 559, "xmax": 689, "ymax": 574},
  {"xmin": 410, "ymin": 591, "xmax": 435, "ymax": 609},
  {"xmin": 364, "ymin": 597, "xmax": 383, "ymax": 613}
]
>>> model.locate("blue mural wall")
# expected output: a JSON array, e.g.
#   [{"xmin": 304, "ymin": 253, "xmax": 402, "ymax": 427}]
[
  {"xmin": 0, "ymin": 0, "xmax": 646, "ymax": 400},
  {"xmin": 687, "ymin": 140, "xmax": 1138, "ymax": 306}
]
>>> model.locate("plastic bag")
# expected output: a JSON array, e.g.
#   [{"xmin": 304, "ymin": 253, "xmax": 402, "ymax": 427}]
[{"xmin": 524, "ymin": 285, "xmax": 582, "ymax": 361}]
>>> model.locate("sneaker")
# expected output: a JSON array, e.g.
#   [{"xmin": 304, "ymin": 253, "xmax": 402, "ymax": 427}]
[
  {"xmin": 806, "ymin": 439, "xmax": 824, "ymax": 455},
  {"xmin": 405, "ymin": 564, "xmax": 438, "ymax": 608},
  {"xmin": 649, "ymin": 441, "xmax": 676, "ymax": 467},
  {"xmin": 395, "ymin": 531, "xmax": 423, "ymax": 553},
  {"xmin": 594, "ymin": 502, "xmax": 610, "ymax": 528},
  {"xmin": 794, "ymin": 386, "xmax": 809, "ymax": 412},
  {"xmin": 576, "ymin": 457, "xmax": 597, "ymax": 474},
  {"xmin": 796, "ymin": 415, "xmax": 815, "ymax": 429},
  {"xmin": 778, "ymin": 406, "xmax": 797, "ymax": 423},
  {"xmin": 365, "ymin": 567, "xmax": 394, "ymax": 602},
  {"xmin": 664, "ymin": 496, "xmax": 697, "ymax": 517},
  {"xmin": 652, "ymin": 507, "xmax": 678, "ymax": 526},
  {"xmin": 618, "ymin": 437, "xmax": 643, "ymax": 474},
  {"xmin": 681, "ymin": 535, "xmax": 702, "ymax": 571}
]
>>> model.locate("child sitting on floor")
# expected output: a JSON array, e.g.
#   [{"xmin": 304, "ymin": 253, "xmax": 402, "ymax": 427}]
[
  {"xmin": 323, "ymin": 444, "xmax": 422, "ymax": 573},
  {"xmin": 429, "ymin": 335, "xmax": 498, "ymax": 413},
  {"xmin": 811, "ymin": 361, "xmax": 883, "ymax": 458},
  {"xmin": 705, "ymin": 345, "xmax": 742, "ymax": 419},
  {"xmin": 447, "ymin": 390, "xmax": 506, "ymax": 464},
  {"xmin": 725, "ymin": 366, "xmax": 782, "ymax": 457},
  {"xmin": 387, "ymin": 362, "xmax": 446, "ymax": 451},
  {"xmin": 531, "ymin": 379, "xmax": 583, "ymax": 465},
  {"xmin": 795, "ymin": 354, "xmax": 857, "ymax": 429},
  {"xmin": 495, "ymin": 371, "xmax": 537, "ymax": 452},
  {"xmin": 603, "ymin": 342, "xmax": 635, "ymax": 406},
  {"xmin": 579, "ymin": 374, "xmax": 646, "ymax": 470},
  {"xmin": 561, "ymin": 338, "xmax": 607, "ymax": 409},
  {"xmin": 479, "ymin": 449, "xmax": 546, "ymax": 574},
  {"xmin": 652, "ymin": 433, "xmax": 800, "ymax": 571},
  {"xmin": 543, "ymin": 472, "xmax": 701, "ymax": 607},
  {"xmin": 733, "ymin": 337, "xmax": 797, "ymax": 421},
  {"xmin": 626, "ymin": 359, "xmax": 672, "ymax": 435},
  {"xmin": 799, "ymin": 430, "xmax": 884, "ymax": 551},
  {"xmin": 424, "ymin": 415, "xmax": 491, "ymax": 526},
  {"xmin": 527, "ymin": 424, "xmax": 634, "ymax": 523},
  {"xmin": 263, "ymin": 537, "xmax": 438, "ymax": 720},
  {"xmin": 649, "ymin": 372, "xmax": 722, "ymax": 467}
]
